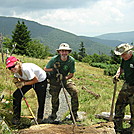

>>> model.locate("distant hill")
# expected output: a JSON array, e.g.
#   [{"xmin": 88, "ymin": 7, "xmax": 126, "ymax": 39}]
[
  {"xmin": 0, "ymin": 16, "xmax": 128, "ymax": 55},
  {"xmin": 84, "ymin": 36, "xmax": 124, "ymax": 47},
  {"xmin": 96, "ymin": 31, "xmax": 134, "ymax": 43}
]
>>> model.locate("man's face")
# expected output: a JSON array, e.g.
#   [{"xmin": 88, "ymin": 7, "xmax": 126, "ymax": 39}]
[
  {"xmin": 58, "ymin": 50, "xmax": 70, "ymax": 58},
  {"xmin": 121, "ymin": 52, "xmax": 131, "ymax": 60}
]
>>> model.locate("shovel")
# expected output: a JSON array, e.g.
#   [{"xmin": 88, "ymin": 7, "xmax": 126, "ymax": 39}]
[{"xmin": 109, "ymin": 80, "xmax": 118, "ymax": 121}]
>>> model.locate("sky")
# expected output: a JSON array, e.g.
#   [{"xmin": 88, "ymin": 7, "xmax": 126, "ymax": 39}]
[{"xmin": 0, "ymin": 0, "xmax": 134, "ymax": 37}]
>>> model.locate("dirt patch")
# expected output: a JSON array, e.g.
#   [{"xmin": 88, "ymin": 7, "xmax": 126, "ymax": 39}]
[{"xmin": 19, "ymin": 122, "xmax": 116, "ymax": 134}]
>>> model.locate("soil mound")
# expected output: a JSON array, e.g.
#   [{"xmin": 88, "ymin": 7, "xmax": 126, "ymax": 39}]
[{"xmin": 19, "ymin": 122, "xmax": 115, "ymax": 134}]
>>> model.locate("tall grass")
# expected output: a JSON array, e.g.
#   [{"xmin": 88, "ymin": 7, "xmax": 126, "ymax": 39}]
[
  {"xmin": 75, "ymin": 62, "xmax": 126, "ymax": 125},
  {"xmin": 0, "ymin": 54, "xmax": 129, "ymax": 127}
]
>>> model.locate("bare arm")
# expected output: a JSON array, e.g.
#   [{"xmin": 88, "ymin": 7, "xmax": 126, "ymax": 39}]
[
  {"xmin": 21, "ymin": 76, "xmax": 38, "ymax": 86},
  {"xmin": 115, "ymin": 67, "xmax": 124, "ymax": 78},
  {"xmin": 65, "ymin": 73, "xmax": 74, "ymax": 80},
  {"xmin": 44, "ymin": 67, "xmax": 74, "ymax": 80},
  {"xmin": 44, "ymin": 67, "xmax": 53, "ymax": 72}
]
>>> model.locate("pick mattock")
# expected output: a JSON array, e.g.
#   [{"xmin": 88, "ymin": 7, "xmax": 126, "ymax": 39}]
[
  {"xmin": 55, "ymin": 68, "xmax": 77, "ymax": 125},
  {"xmin": 19, "ymin": 88, "xmax": 38, "ymax": 125},
  {"xmin": 109, "ymin": 80, "xmax": 118, "ymax": 121}
]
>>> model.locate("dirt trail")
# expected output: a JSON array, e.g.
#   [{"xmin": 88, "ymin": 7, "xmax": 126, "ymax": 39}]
[
  {"xmin": 16, "ymin": 85, "xmax": 116, "ymax": 134},
  {"xmin": 19, "ymin": 122, "xmax": 115, "ymax": 134},
  {"xmin": 43, "ymin": 86, "xmax": 70, "ymax": 120}
]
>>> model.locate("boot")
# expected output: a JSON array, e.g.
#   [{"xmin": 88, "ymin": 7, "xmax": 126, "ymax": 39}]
[
  {"xmin": 11, "ymin": 117, "xmax": 20, "ymax": 125},
  {"xmin": 114, "ymin": 119, "xmax": 123, "ymax": 134},
  {"xmin": 37, "ymin": 118, "xmax": 43, "ymax": 124},
  {"xmin": 70, "ymin": 113, "xmax": 81, "ymax": 122},
  {"xmin": 47, "ymin": 112, "xmax": 57, "ymax": 123}
]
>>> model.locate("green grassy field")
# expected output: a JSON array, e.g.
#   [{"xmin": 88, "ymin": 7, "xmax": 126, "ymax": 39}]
[{"xmin": 0, "ymin": 54, "xmax": 129, "ymax": 127}]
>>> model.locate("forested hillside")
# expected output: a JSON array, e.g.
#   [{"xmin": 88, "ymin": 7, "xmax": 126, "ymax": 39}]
[
  {"xmin": 0, "ymin": 16, "xmax": 113, "ymax": 55},
  {"xmin": 1, "ymin": 16, "xmax": 133, "ymax": 55}
]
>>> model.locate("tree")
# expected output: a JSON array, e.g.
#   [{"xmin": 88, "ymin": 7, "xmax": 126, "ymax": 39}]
[
  {"xmin": 70, "ymin": 51, "xmax": 79, "ymax": 60},
  {"xmin": 3, "ymin": 37, "xmax": 13, "ymax": 52},
  {"xmin": 78, "ymin": 42, "xmax": 87, "ymax": 61},
  {"xmin": 26, "ymin": 40, "xmax": 50, "ymax": 59},
  {"xmin": 12, "ymin": 21, "xmax": 31, "ymax": 55}
]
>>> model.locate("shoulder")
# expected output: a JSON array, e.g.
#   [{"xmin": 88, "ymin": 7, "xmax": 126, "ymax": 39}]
[
  {"xmin": 22, "ymin": 63, "xmax": 35, "ymax": 67},
  {"xmin": 68, "ymin": 56, "xmax": 75, "ymax": 61},
  {"xmin": 22, "ymin": 63, "xmax": 39, "ymax": 69},
  {"xmin": 50, "ymin": 55, "xmax": 60, "ymax": 61}
]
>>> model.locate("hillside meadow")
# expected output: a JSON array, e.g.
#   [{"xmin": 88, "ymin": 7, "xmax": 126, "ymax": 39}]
[{"xmin": 0, "ymin": 54, "xmax": 129, "ymax": 127}]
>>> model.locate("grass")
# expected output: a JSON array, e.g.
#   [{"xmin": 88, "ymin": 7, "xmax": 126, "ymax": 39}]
[{"xmin": 0, "ymin": 54, "xmax": 130, "ymax": 128}]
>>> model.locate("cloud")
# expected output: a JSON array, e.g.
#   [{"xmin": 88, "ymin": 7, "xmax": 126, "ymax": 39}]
[
  {"xmin": 0, "ymin": 0, "xmax": 134, "ymax": 36},
  {"xmin": 28, "ymin": 0, "xmax": 127, "ymax": 35},
  {"xmin": 0, "ymin": 0, "xmax": 97, "ymax": 10}
]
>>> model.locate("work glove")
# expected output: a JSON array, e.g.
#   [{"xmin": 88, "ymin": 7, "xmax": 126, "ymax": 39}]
[
  {"xmin": 113, "ymin": 75, "xmax": 119, "ymax": 84},
  {"xmin": 54, "ymin": 62, "xmax": 60, "ymax": 69},
  {"xmin": 15, "ymin": 81, "xmax": 25, "ymax": 89},
  {"xmin": 56, "ymin": 73, "xmax": 63, "ymax": 82},
  {"xmin": 13, "ymin": 77, "xmax": 20, "ymax": 84}
]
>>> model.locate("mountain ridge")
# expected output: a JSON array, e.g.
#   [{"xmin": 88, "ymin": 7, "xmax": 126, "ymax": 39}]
[
  {"xmin": 96, "ymin": 31, "xmax": 134, "ymax": 43},
  {"xmin": 0, "ymin": 16, "xmax": 132, "ymax": 55}
]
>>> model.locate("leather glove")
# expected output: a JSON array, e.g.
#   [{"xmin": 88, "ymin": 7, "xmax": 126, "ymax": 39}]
[
  {"xmin": 53, "ymin": 62, "xmax": 60, "ymax": 73},
  {"xmin": 54, "ymin": 62, "xmax": 60, "ymax": 69},
  {"xmin": 113, "ymin": 75, "xmax": 119, "ymax": 84},
  {"xmin": 15, "ymin": 81, "xmax": 25, "ymax": 89},
  {"xmin": 13, "ymin": 77, "xmax": 20, "ymax": 84},
  {"xmin": 56, "ymin": 73, "xmax": 63, "ymax": 82}
]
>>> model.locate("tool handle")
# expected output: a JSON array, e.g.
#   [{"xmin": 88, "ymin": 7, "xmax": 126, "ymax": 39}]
[
  {"xmin": 19, "ymin": 88, "xmax": 38, "ymax": 125},
  {"xmin": 56, "ymin": 68, "xmax": 77, "ymax": 125},
  {"xmin": 109, "ymin": 81, "xmax": 117, "ymax": 121}
]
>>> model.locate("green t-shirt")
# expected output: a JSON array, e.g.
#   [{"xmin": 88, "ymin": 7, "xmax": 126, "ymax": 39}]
[
  {"xmin": 121, "ymin": 53, "xmax": 134, "ymax": 85},
  {"xmin": 46, "ymin": 55, "xmax": 76, "ymax": 76}
]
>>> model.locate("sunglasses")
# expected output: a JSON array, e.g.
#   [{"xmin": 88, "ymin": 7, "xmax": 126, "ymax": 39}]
[{"xmin": 8, "ymin": 64, "xmax": 16, "ymax": 70}]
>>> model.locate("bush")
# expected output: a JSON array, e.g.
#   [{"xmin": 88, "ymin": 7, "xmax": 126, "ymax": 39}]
[
  {"xmin": 26, "ymin": 40, "xmax": 50, "ymax": 59},
  {"xmin": 82, "ymin": 55, "xmax": 92, "ymax": 64},
  {"xmin": 104, "ymin": 64, "xmax": 118, "ymax": 76},
  {"xmin": 104, "ymin": 64, "xmax": 124, "ymax": 79},
  {"xmin": 90, "ymin": 62, "xmax": 125, "ymax": 80}
]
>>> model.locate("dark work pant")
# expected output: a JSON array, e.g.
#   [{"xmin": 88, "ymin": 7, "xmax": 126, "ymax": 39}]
[
  {"xmin": 114, "ymin": 83, "xmax": 134, "ymax": 131},
  {"xmin": 49, "ymin": 79, "xmax": 79, "ymax": 116},
  {"xmin": 13, "ymin": 79, "xmax": 47, "ymax": 119}
]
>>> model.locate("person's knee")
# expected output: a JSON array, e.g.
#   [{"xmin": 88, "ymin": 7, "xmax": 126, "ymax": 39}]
[
  {"xmin": 69, "ymin": 89, "xmax": 78, "ymax": 98},
  {"xmin": 13, "ymin": 90, "xmax": 19, "ymax": 99},
  {"xmin": 49, "ymin": 86, "xmax": 60, "ymax": 95}
]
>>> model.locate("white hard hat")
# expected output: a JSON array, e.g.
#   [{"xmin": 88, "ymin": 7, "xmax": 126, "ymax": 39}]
[{"xmin": 56, "ymin": 43, "xmax": 72, "ymax": 53}]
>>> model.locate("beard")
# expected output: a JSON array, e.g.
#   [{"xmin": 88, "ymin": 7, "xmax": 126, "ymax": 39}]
[{"xmin": 61, "ymin": 55, "xmax": 68, "ymax": 59}]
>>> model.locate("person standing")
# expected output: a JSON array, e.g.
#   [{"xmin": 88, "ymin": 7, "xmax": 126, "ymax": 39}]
[
  {"xmin": 44, "ymin": 43, "xmax": 79, "ymax": 122},
  {"xmin": 6, "ymin": 56, "xmax": 47, "ymax": 125},
  {"xmin": 113, "ymin": 43, "xmax": 134, "ymax": 133}
]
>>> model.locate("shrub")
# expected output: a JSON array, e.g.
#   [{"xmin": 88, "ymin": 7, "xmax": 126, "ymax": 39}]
[
  {"xmin": 104, "ymin": 64, "xmax": 124, "ymax": 79},
  {"xmin": 82, "ymin": 55, "xmax": 92, "ymax": 64},
  {"xmin": 26, "ymin": 40, "xmax": 50, "ymax": 59}
]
